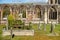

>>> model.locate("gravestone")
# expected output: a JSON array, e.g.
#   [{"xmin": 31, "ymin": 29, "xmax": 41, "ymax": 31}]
[
  {"xmin": 12, "ymin": 34, "xmax": 15, "ymax": 38},
  {"xmin": 50, "ymin": 21, "xmax": 55, "ymax": 33}
]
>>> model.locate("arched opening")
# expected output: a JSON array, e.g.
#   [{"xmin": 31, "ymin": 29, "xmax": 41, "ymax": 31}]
[
  {"xmin": 49, "ymin": 6, "xmax": 57, "ymax": 20},
  {"xmin": 50, "ymin": 0, "xmax": 53, "ymax": 4},
  {"xmin": 19, "ymin": 5, "xmax": 26, "ymax": 18},
  {"xmin": 55, "ymin": 0, "xmax": 57, "ymax": 4},
  {"xmin": 3, "ymin": 5, "xmax": 10, "ymax": 20},
  {"xmin": 58, "ymin": 0, "xmax": 60, "ymax": 4},
  {"xmin": 35, "ymin": 5, "xmax": 44, "ymax": 21},
  {"xmin": 22, "ymin": 9, "xmax": 26, "ymax": 18},
  {"xmin": 35, "ymin": 5, "xmax": 41, "ymax": 18}
]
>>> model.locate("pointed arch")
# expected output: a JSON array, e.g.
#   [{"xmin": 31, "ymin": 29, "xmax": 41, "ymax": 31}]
[
  {"xmin": 49, "ymin": 6, "xmax": 57, "ymax": 20},
  {"xmin": 3, "ymin": 5, "xmax": 10, "ymax": 18}
]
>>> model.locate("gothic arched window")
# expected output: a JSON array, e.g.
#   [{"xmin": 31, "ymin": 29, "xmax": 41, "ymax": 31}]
[
  {"xmin": 50, "ymin": 0, "xmax": 53, "ymax": 4},
  {"xmin": 49, "ymin": 7, "xmax": 57, "ymax": 20},
  {"xmin": 3, "ymin": 6, "xmax": 10, "ymax": 18},
  {"xmin": 58, "ymin": 0, "xmax": 60, "ymax": 4}
]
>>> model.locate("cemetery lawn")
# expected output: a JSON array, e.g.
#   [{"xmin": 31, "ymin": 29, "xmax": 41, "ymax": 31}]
[
  {"xmin": 3, "ymin": 24, "xmax": 60, "ymax": 40},
  {"xmin": 3, "ymin": 31, "xmax": 60, "ymax": 40}
]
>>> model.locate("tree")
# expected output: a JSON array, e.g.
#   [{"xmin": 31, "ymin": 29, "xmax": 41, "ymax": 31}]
[
  {"xmin": 7, "ymin": 14, "xmax": 15, "ymax": 40},
  {"xmin": 7, "ymin": 14, "xmax": 15, "ymax": 28}
]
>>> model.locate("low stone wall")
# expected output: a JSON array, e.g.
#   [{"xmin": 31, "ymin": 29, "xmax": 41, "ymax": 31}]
[{"xmin": 3, "ymin": 30, "xmax": 34, "ymax": 36}]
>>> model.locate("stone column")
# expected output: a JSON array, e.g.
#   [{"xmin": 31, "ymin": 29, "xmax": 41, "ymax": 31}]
[
  {"xmin": 53, "ymin": 0, "xmax": 55, "ymax": 4},
  {"xmin": 41, "ymin": 9, "xmax": 43, "ymax": 21},
  {"xmin": 14, "ymin": 9, "xmax": 16, "ymax": 20},
  {"xmin": 57, "ymin": 7, "xmax": 58, "ymax": 23},
  {"xmin": 16, "ymin": 9, "xmax": 19, "ymax": 19},
  {"xmin": 1, "ymin": 7, "xmax": 3, "ymax": 24},
  {"xmin": 9, "ymin": 7, "xmax": 12, "ymax": 15},
  {"xmin": 26, "ymin": 8, "xmax": 28, "ymax": 18},
  {"xmin": 47, "ymin": 8, "xmax": 50, "ymax": 23},
  {"xmin": 49, "ymin": 0, "xmax": 51, "ymax": 4},
  {"xmin": 32, "ymin": 5, "xmax": 35, "ymax": 19},
  {"xmin": 33, "ymin": 6, "xmax": 34, "ymax": 20},
  {"xmin": 0, "ymin": 7, "xmax": 1, "ymax": 24},
  {"xmin": 57, "ymin": 0, "xmax": 58, "ymax": 4},
  {"xmin": 45, "ymin": 7, "xmax": 48, "ymax": 24}
]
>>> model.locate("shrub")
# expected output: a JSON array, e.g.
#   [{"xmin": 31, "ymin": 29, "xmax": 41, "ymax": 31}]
[
  {"xmin": 17, "ymin": 20, "xmax": 23, "ymax": 25},
  {"xmin": 22, "ymin": 22, "xmax": 25, "ymax": 29},
  {"xmin": 0, "ymin": 24, "xmax": 6, "ymax": 30},
  {"xmin": 27, "ymin": 22, "xmax": 32, "ymax": 30}
]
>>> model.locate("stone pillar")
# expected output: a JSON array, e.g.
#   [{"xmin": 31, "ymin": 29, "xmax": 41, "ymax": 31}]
[
  {"xmin": 1, "ymin": 8, "xmax": 3, "ymax": 24},
  {"xmin": 9, "ymin": 7, "xmax": 12, "ymax": 15},
  {"xmin": 33, "ymin": 7, "xmax": 34, "ymax": 20},
  {"xmin": 13, "ymin": 7, "xmax": 17, "ymax": 20},
  {"xmin": 16, "ymin": 9, "xmax": 19, "ymax": 19},
  {"xmin": 0, "ymin": 7, "xmax": 1, "ymax": 24},
  {"xmin": 26, "ymin": 8, "xmax": 28, "ymax": 18},
  {"xmin": 41, "ymin": 9, "xmax": 43, "ymax": 21},
  {"xmin": 57, "ymin": 0, "xmax": 58, "ymax": 4},
  {"xmin": 47, "ymin": 8, "xmax": 50, "ymax": 23},
  {"xmin": 49, "ymin": 0, "xmax": 50, "ymax": 4},
  {"xmin": 33, "ymin": 8, "xmax": 35, "ymax": 19},
  {"xmin": 53, "ymin": 0, "xmax": 55, "ymax": 4},
  {"xmin": 57, "ymin": 7, "xmax": 58, "ymax": 23},
  {"xmin": 45, "ymin": 7, "xmax": 48, "ymax": 24}
]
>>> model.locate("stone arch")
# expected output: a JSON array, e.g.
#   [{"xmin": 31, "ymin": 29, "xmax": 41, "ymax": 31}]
[
  {"xmin": 50, "ymin": 0, "xmax": 53, "ymax": 4},
  {"xmin": 35, "ymin": 5, "xmax": 41, "ymax": 18},
  {"xmin": 3, "ymin": 5, "xmax": 10, "ymax": 18},
  {"xmin": 34, "ymin": 5, "xmax": 44, "ymax": 21},
  {"xmin": 18, "ymin": 5, "xmax": 26, "ymax": 18},
  {"xmin": 49, "ymin": 6, "xmax": 57, "ymax": 20}
]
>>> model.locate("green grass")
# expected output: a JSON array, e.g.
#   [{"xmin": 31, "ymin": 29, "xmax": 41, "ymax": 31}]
[
  {"xmin": 2, "ymin": 24, "xmax": 60, "ymax": 40},
  {"xmin": 54, "ymin": 24, "xmax": 60, "ymax": 34},
  {"xmin": 32, "ymin": 24, "xmax": 60, "ymax": 34},
  {"xmin": 32, "ymin": 24, "xmax": 50, "ymax": 34},
  {"xmin": 3, "ymin": 31, "xmax": 60, "ymax": 40}
]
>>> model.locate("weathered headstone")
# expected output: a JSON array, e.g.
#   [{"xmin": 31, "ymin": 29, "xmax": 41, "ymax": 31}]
[
  {"xmin": 50, "ymin": 21, "xmax": 54, "ymax": 33},
  {"xmin": 44, "ymin": 23, "xmax": 46, "ymax": 31},
  {"xmin": 12, "ymin": 34, "xmax": 15, "ymax": 38}
]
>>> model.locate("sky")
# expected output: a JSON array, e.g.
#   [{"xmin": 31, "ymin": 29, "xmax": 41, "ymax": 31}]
[{"xmin": 0, "ymin": 0, "xmax": 48, "ymax": 4}]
